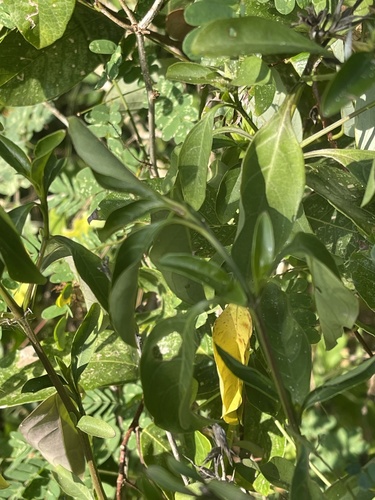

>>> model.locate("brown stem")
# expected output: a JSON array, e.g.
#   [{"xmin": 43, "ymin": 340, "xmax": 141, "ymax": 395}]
[
  {"xmin": 116, "ymin": 400, "xmax": 144, "ymax": 500},
  {"xmin": 353, "ymin": 329, "xmax": 374, "ymax": 358}
]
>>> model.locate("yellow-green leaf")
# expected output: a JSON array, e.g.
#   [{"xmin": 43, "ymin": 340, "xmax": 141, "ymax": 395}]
[{"xmin": 213, "ymin": 304, "xmax": 252, "ymax": 424}]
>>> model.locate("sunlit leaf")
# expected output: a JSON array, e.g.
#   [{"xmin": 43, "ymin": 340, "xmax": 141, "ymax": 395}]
[
  {"xmin": 77, "ymin": 415, "xmax": 116, "ymax": 439},
  {"xmin": 213, "ymin": 304, "xmax": 252, "ymax": 424}
]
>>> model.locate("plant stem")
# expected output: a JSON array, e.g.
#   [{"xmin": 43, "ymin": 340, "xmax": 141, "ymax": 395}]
[{"xmin": 301, "ymin": 99, "xmax": 375, "ymax": 149}]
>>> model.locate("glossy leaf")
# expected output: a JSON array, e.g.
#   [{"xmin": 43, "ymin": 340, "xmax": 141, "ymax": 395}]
[
  {"xmin": 19, "ymin": 393, "xmax": 85, "ymax": 475},
  {"xmin": 231, "ymin": 56, "xmax": 271, "ymax": 86},
  {"xmin": 361, "ymin": 160, "xmax": 375, "ymax": 207},
  {"xmin": 184, "ymin": 17, "xmax": 328, "ymax": 59},
  {"xmin": 0, "ymin": 205, "xmax": 46, "ymax": 284},
  {"xmin": 259, "ymin": 283, "xmax": 311, "ymax": 405},
  {"xmin": 232, "ymin": 96, "xmax": 305, "ymax": 277},
  {"xmin": 321, "ymin": 52, "xmax": 375, "ymax": 117},
  {"xmin": 0, "ymin": 134, "xmax": 31, "ymax": 178},
  {"xmin": 251, "ymin": 211, "xmax": 275, "ymax": 294},
  {"xmin": 8, "ymin": 202, "xmax": 35, "ymax": 233},
  {"xmin": 4, "ymin": 0, "xmax": 75, "ymax": 49},
  {"xmin": 157, "ymin": 253, "xmax": 246, "ymax": 304},
  {"xmin": 54, "ymin": 236, "xmax": 110, "ymax": 311},
  {"xmin": 77, "ymin": 415, "xmax": 116, "ymax": 439},
  {"xmin": 71, "ymin": 303, "xmax": 101, "ymax": 384},
  {"xmin": 213, "ymin": 305, "xmax": 252, "ymax": 424},
  {"xmin": 0, "ymin": 4, "xmax": 123, "ymax": 105},
  {"xmin": 68, "ymin": 117, "xmax": 159, "ymax": 200},
  {"xmin": 140, "ymin": 315, "xmax": 211, "ymax": 432},
  {"xmin": 178, "ymin": 111, "xmax": 214, "ymax": 210},
  {"xmin": 216, "ymin": 345, "xmax": 279, "ymax": 415},
  {"xmin": 303, "ymin": 356, "xmax": 375, "ymax": 410}
]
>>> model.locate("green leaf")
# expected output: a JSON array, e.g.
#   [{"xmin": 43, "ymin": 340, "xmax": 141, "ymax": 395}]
[
  {"xmin": 184, "ymin": 0, "xmax": 236, "ymax": 26},
  {"xmin": 0, "ymin": 3, "xmax": 123, "ymax": 105},
  {"xmin": 260, "ymin": 456, "xmax": 295, "ymax": 489},
  {"xmin": 4, "ymin": 0, "xmax": 75, "ymax": 49},
  {"xmin": 232, "ymin": 96, "xmax": 305, "ymax": 278},
  {"xmin": 166, "ymin": 62, "xmax": 225, "ymax": 86},
  {"xmin": 361, "ymin": 160, "xmax": 375, "ymax": 207},
  {"xmin": 53, "ymin": 466, "xmax": 94, "ymax": 500},
  {"xmin": 71, "ymin": 303, "xmax": 101, "ymax": 384},
  {"xmin": 150, "ymin": 221, "xmax": 206, "ymax": 305},
  {"xmin": 284, "ymin": 232, "xmax": 359, "ymax": 350},
  {"xmin": 0, "ymin": 473, "xmax": 9, "ymax": 490},
  {"xmin": 0, "ymin": 205, "xmax": 46, "ymax": 284},
  {"xmin": 184, "ymin": 17, "xmax": 328, "ymax": 59},
  {"xmin": 8, "ymin": 202, "xmax": 35, "ymax": 233},
  {"xmin": 275, "ymin": 0, "xmax": 295, "ymax": 15},
  {"xmin": 141, "ymin": 423, "xmax": 171, "ymax": 468},
  {"xmin": 19, "ymin": 393, "xmax": 86, "ymax": 475},
  {"xmin": 146, "ymin": 465, "xmax": 192, "ymax": 495},
  {"xmin": 97, "ymin": 199, "xmax": 167, "ymax": 241},
  {"xmin": 290, "ymin": 444, "xmax": 322, "ymax": 499},
  {"xmin": 348, "ymin": 251, "xmax": 375, "ymax": 310},
  {"xmin": 77, "ymin": 415, "xmax": 116, "ymax": 439},
  {"xmin": 21, "ymin": 374, "xmax": 64, "ymax": 394},
  {"xmin": 215, "ymin": 345, "xmax": 279, "ymax": 415},
  {"xmin": 207, "ymin": 480, "xmax": 251, "ymax": 500},
  {"xmin": 304, "ymin": 148, "xmax": 375, "ymax": 170},
  {"xmin": 231, "ymin": 56, "xmax": 271, "ymax": 86},
  {"xmin": 31, "ymin": 130, "xmax": 66, "ymax": 195},
  {"xmin": 140, "ymin": 315, "xmax": 211, "ymax": 432},
  {"xmin": 321, "ymin": 52, "xmax": 375, "ymax": 117},
  {"xmin": 251, "ymin": 211, "xmax": 275, "ymax": 294},
  {"xmin": 157, "ymin": 253, "xmax": 246, "ymax": 304},
  {"xmin": 68, "ymin": 117, "xmax": 159, "ymax": 200},
  {"xmin": 303, "ymin": 356, "xmax": 375, "ymax": 410},
  {"xmin": 178, "ymin": 112, "xmax": 214, "ymax": 210},
  {"xmin": 89, "ymin": 39, "xmax": 117, "ymax": 54},
  {"xmin": 306, "ymin": 162, "xmax": 375, "ymax": 242},
  {"xmin": 53, "ymin": 236, "xmax": 110, "ymax": 311},
  {"xmin": 259, "ymin": 282, "xmax": 311, "ymax": 405},
  {"xmin": 216, "ymin": 165, "xmax": 241, "ymax": 224},
  {"xmin": 0, "ymin": 134, "xmax": 31, "ymax": 178}
]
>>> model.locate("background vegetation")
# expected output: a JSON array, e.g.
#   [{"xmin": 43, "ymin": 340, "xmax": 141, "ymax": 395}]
[{"xmin": 0, "ymin": 0, "xmax": 375, "ymax": 498}]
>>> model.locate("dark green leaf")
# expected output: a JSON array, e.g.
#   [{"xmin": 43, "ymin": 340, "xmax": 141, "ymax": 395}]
[
  {"xmin": 0, "ymin": 205, "xmax": 46, "ymax": 284},
  {"xmin": 0, "ymin": 3, "xmax": 123, "ymax": 105},
  {"xmin": 178, "ymin": 112, "xmax": 214, "ymax": 210},
  {"xmin": 207, "ymin": 479, "xmax": 251, "ymax": 500},
  {"xmin": 157, "ymin": 253, "xmax": 246, "ymax": 305},
  {"xmin": 259, "ymin": 283, "xmax": 311, "ymax": 405},
  {"xmin": 68, "ymin": 117, "xmax": 160, "ymax": 200},
  {"xmin": 71, "ymin": 303, "xmax": 101, "ymax": 384},
  {"xmin": 321, "ymin": 52, "xmax": 375, "ymax": 118},
  {"xmin": 251, "ymin": 211, "xmax": 275, "ymax": 294},
  {"xmin": 8, "ymin": 203, "xmax": 35, "ymax": 233},
  {"xmin": 53, "ymin": 236, "xmax": 110, "ymax": 311},
  {"xmin": 166, "ymin": 62, "xmax": 225, "ymax": 86},
  {"xmin": 216, "ymin": 165, "xmax": 241, "ymax": 224},
  {"xmin": 303, "ymin": 356, "xmax": 375, "ymax": 410},
  {"xmin": 349, "ymin": 251, "xmax": 375, "ymax": 310},
  {"xmin": 146, "ymin": 465, "xmax": 192, "ymax": 495},
  {"xmin": 0, "ymin": 134, "xmax": 31, "ymax": 178},
  {"xmin": 290, "ymin": 444, "xmax": 322, "ymax": 499},
  {"xmin": 184, "ymin": 17, "xmax": 328, "ymax": 59},
  {"xmin": 21, "ymin": 375, "xmax": 64, "ymax": 394}
]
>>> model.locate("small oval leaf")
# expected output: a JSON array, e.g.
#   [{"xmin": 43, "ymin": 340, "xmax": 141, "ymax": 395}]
[{"xmin": 77, "ymin": 415, "xmax": 116, "ymax": 439}]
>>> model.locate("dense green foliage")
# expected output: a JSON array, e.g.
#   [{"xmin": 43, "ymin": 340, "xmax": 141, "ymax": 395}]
[{"xmin": 0, "ymin": 0, "xmax": 375, "ymax": 498}]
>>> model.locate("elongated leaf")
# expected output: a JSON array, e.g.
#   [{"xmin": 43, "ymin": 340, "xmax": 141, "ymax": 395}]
[
  {"xmin": 304, "ymin": 148, "xmax": 375, "ymax": 169},
  {"xmin": 321, "ymin": 52, "xmax": 375, "ymax": 117},
  {"xmin": 140, "ymin": 315, "xmax": 211, "ymax": 432},
  {"xmin": 306, "ymin": 162, "xmax": 375, "ymax": 241},
  {"xmin": 213, "ymin": 305, "xmax": 252, "ymax": 424},
  {"xmin": 178, "ymin": 112, "xmax": 214, "ymax": 210},
  {"xmin": 157, "ymin": 253, "xmax": 246, "ymax": 304},
  {"xmin": 184, "ymin": 17, "xmax": 328, "ymax": 59},
  {"xmin": 285, "ymin": 232, "xmax": 359, "ymax": 349},
  {"xmin": 0, "ymin": 4, "xmax": 123, "ymax": 105},
  {"xmin": 348, "ymin": 251, "xmax": 375, "ymax": 310},
  {"xmin": 216, "ymin": 165, "xmax": 241, "ymax": 224},
  {"xmin": 290, "ymin": 444, "xmax": 322, "ymax": 499},
  {"xmin": 251, "ymin": 211, "xmax": 275, "ymax": 294},
  {"xmin": 146, "ymin": 465, "xmax": 192, "ymax": 495},
  {"xmin": 0, "ymin": 205, "xmax": 46, "ymax": 284},
  {"xmin": 166, "ymin": 62, "xmax": 224, "ymax": 86},
  {"xmin": 77, "ymin": 415, "xmax": 116, "ymax": 439},
  {"xmin": 68, "ymin": 117, "xmax": 159, "ymax": 200},
  {"xmin": 361, "ymin": 160, "xmax": 375, "ymax": 207},
  {"xmin": 303, "ymin": 356, "xmax": 375, "ymax": 410},
  {"xmin": 0, "ymin": 134, "xmax": 31, "ymax": 178},
  {"xmin": 19, "ymin": 393, "xmax": 85, "ymax": 475},
  {"xmin": 71, "ymin": 303, "xmax": 101, "ymax": 383},
  {"xmin": 215, "ymin": 345, "xmax": 279, "ymax": 415},
  {"xmin": 53, "ymin": 466, "xmax": 94, "ymax": 500},
  {"xmin": 232, "ymin": 96, "xmax": 305, "ymax": 277},
  {"xmin": 355, "ymin": 86, "xmax": 375, "ymax": 151},
  {"xmin": 98, "ymin": 199, "xmax": 166, "ymax": 241},
  {"xmin": 4, "ymin": 0, "xmax": 75, "ymax": 49},
  {"xmin": 259, "ymin": 283, "xmax": 311, "ymax": 405},
  {"xmin": 8, "ymin": 202, "xmax": 35, "ymax": 233},
  {"xmin": 31, "ymin": 130, "xmax": 66, "ymax": 195},
  {"xmin": 53, "ymin": 236, "xmax": 110, "ymax": 311}
]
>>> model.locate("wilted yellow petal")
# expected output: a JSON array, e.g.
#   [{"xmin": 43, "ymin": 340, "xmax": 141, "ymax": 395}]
[{"xmin": 213, "ymin": 304, "xmax": 252, "ymax": 424}]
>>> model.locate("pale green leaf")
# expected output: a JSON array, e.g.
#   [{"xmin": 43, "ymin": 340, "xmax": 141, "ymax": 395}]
[{"xmin": 77, "ymin": 415, "xmax": 116, "ymax": 439}]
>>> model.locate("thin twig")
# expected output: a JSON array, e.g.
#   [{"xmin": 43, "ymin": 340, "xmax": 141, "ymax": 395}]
[
  {"xmin": 43, "ymin": 102, "xmax": 69, "ymax": 127},
  {"xmin": 165, "ymin": 431, "xmax": 190, "ymax": 486},
  {"xmin": 353, "ymin": 329, "xmax": 374, "ymax": 357},
  {"xmin": 116, "ymin": 400, "xmax": 144, "ymax": 500},
  {"xmin": 95, "ymin": 1, "xmax": 131, "ymax": 30},
  {"xmin": 139, "ymin": 0, "xmax": 165, "ymax": 30}
]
